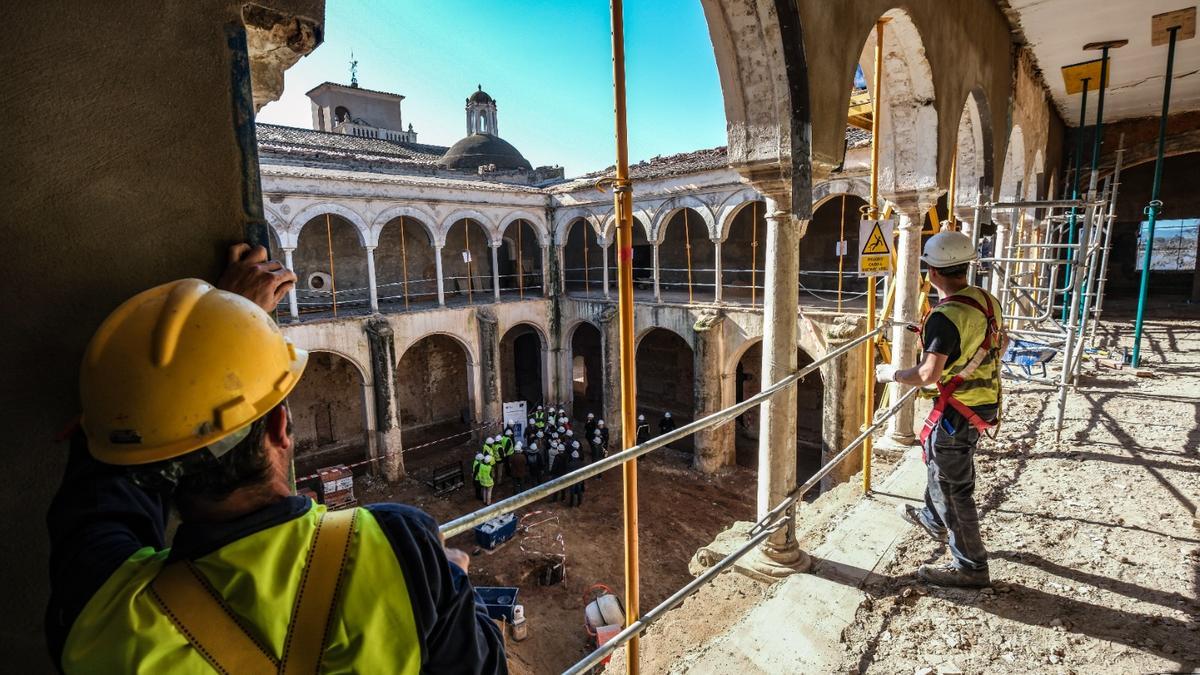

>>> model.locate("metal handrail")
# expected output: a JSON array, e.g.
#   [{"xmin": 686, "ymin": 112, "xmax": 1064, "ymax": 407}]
[
  {"xmin": 438, "ymin": 323, "xmax": 884, "ymax": 538},
  {"xmin": 564, "ymin": 385, "xmax": 920, "ymax": 673}
]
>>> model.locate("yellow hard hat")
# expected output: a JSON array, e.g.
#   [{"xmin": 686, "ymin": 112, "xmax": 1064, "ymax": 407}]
[{"xmin": 80, "ymin": 279, "xmax": 308, "ymax": 465}]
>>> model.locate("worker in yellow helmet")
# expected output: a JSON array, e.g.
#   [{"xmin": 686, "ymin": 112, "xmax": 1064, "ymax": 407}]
[
  {"xmin": 45, "ymin": 245, "xmax": 507, "ymax": 673},
  {"xmin": 875, "ymin": 231, "xmax": 1006, "ymax": 589}
]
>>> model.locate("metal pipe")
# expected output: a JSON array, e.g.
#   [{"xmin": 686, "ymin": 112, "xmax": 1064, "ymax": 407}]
[
  {"xmin": 863, "ymin": 17, "xmax": 886, "ymax": 491},
  {"xmin": 1090, "ymin": 140, "xmax": 1123, "ymax": 344},
  {"xmin": 837, "ymin": 195, "xmax": 846, "ymax": 312},
  {"xmin": 439, "ymin": 325, "xmax": 884, "ymax": 538},
  {"xmin": 1133, "ymin": 25, "xmax": 1180, "ymax": 367},
  {"xmin": 1054, "ymin": 197, "xmax": 1091, "ymax": 442},
  {"xmin": 609, "ymin": 2, "xmax": 640, "ymax": 668},
  {"xmin": 1062, "ymin": 77, "xmax": 1091, "ymax": 321},
  {"xmin": 993, "ymin": 199, "xmax": 1090, "ymax": 209}
]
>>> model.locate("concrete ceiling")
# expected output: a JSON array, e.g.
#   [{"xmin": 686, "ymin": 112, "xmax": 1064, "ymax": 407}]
[{"xmin": 1006, "ymin": 0, "xmax": 1200, "ymax": 125}]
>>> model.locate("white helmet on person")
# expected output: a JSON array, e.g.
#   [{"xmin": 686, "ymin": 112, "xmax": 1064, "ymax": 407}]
[
  {"xmin": 475, "ymin": 452, "xmax": 484, "ymax": 461},
  {"xmin": 664, "ymin": 412, "xmax": 672, "ymax": 419},
  {"xmin": 587, "ymin": 412, "xmax": 595, "ymax": 419},
  {"xmin": 920, "ymin": 230, "xmax": 977, "ymax": 268},
  {"xmin": 597, "ymin": 419, "xmax": 605, "ymax": 427},
  {"xmin": 486, "ymin": 436, "xmax": 495, "ymax": 444},
  {"xmin": 483, "ymin": 455, "xmax": 493, "ymax": 464},
  {"xmin": 637, "ymin": 414, "xmax": 645, "ymax": 422}
]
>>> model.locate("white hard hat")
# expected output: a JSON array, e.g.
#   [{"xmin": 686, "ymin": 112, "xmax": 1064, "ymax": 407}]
[
  {"xmin": 566, "ymin": 429, "xmax": 574, "ymax": 436},
  {"xmin": 598, "ymin": 419, "xmax": 605, "ymax": 426},
  {"xmin": 572, "ymin": 440, "xmax": 580, "ymax": 448},
  {"xmin": 483, "ymin": 455, "xmax": 493, "ymax": 464},
  {"xmin": 664, "ymin": 412, "xmax": 672, "ymax": 418},
  {"xmin": 536, "ymin": 431, "xmax": 544, "ymax": 438},
  {"xmin": 920, "ymin": 230, "xmax": 977, "ymax": 268},
  {"xmin": 505, "ymin": 429, "xmax": 513, "ymax": 436},
  {"xmin": 515, "ymin": 442, "xmax": 523, "ymax": 450},
  {"xmin": 587, "ymin": 412, "xmax": 595, "ymax": 419},
  {"xmin": 594, "ymin": 435, "xmax": 602, "ymax": 442},
  {"xmin": 475, "ymin": 452, "xmax": 484, "ymax": 461},
  {"xmin": 529, "ymin": 417, "xmax": 535, "ymax": 424},
  {"xmin": 558, "ymin": 416, "xmax": 567, "ymax": 424},
  {"xmin": 638, "ymin": 414, "xmax": 645, "ymax": 421},
  {"xmin": 557, "ymin": 426, "xmax": 566, "ymax": 433},
  {"xmin": 571, "ymin": 451, "xmax": 580, "ymax": 459}
]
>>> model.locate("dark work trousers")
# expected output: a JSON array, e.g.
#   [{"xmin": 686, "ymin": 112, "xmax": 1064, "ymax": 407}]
[
  {"xmin": 569, "ymin": 483, "xmax": 584, "ymax": 507},
  {"xmin": 511, "ymin": 476, "xmax": 525, "ymax": 496},
  {"xmin": 920, "ymin": 403, "xmax": 997, "ymax": 572}
]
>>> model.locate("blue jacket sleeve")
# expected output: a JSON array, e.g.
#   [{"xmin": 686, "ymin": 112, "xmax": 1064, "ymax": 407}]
[
  {"xmin": 44, "ymin": 429, "xmax": 169, "ymax": 667},
  {"xmin": 367, "ymin": 503, "xmax": 508, "ymax": 674}
]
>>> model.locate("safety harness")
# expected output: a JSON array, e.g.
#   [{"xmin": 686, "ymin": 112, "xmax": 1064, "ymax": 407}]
[{"xmin": 917, "ymin": 292, "xmax": 1002, "ymax": 449}]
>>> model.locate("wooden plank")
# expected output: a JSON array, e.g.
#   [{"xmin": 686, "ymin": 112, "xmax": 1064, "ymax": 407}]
[{"xmin": 1152, "ymin": 7, "xmax": 1196, "ymax": 46}]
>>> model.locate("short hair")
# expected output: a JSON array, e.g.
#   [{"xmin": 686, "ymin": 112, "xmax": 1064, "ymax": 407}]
[
  {"xmin": 127, "ymin": 407, "xmax": 286, "ymax": 500},
  {"xmin": 931, "ymin": 263, "xmax": 969, "ymax": 278}
]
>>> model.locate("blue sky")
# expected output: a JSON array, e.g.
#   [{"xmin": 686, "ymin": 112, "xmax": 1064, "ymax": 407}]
[{"xmin": 257, "ymin": 0, "xmax": 728, "ymax": 176}]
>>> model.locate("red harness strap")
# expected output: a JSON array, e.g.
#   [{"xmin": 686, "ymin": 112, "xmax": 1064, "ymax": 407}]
[{"xmin": 918, "ymin": 293, "xmax": 1000, "ymax": 452}]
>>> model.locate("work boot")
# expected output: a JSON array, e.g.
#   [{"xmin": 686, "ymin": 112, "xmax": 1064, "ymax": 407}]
[
  {"xmin": 897, "ymin": 503, "xmax": 948, "ymax": 543},
  {"xmin": 917, "ymin": 562, "xmax": 990, "ymax": 588}
]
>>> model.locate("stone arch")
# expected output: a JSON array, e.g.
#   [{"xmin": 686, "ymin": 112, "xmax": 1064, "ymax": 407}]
[
  {"xmin": 395, "ymin": 332, "xmax": 477, "ymax": 447},
  {"xmin": 500, "ymin": 322, "xmax": 548, "ymax": 406},
  {"xmin": 635, "ymin": 327, "xmax": 696, "ymax": 450},
  {"xmin": 812, "ymin": 177, "xmax": 872, "ymax": 211},
  {"xmin": 566, "ymin": 319, "xmax": 604, "ymax": 420},
  {"xmin": 698, "ymin": 0, "xmax": 810, "ymax": 214},
  {"xmin": 497, "ymin": 210, "xmax": 551, "ymax": 247},
  {"xmin": 953, "ymin": 88, "xmax": 994, "ymax": 210},
  {"xmin": 562, "ymin": 216, "xmax": 606, "ymax": 295},
  {"xmin": 293, "ymin": 210, "xmax": 372, "ymax": 311},
  {"xmin": 857, "ymin": 9, "xmax": 938, "ymax": 195},
  {"xmin": 553, "ymin": 207, "xmax": 601, "ymax": 245},
  {"xmin": 289, "ymin": 349, "xmax": 372, "ymax": 477},
  {"xmin": 374, "ymin": 213, "xmax": 440, "ymax": 308},
  {"xmin": 715, "ymin": 188, "xmax": 764, "ymax": 241},
  {"xmin": 998, "ymin": 125, "xmax": 1026, "ymax": 200},
  {"xmin": 657, "ymin": 206, "xmax": 717, "ymax": 300},
  {"xmin": 442, "ymin": 216, "xmax": 495, "ymax": 301},
  {"xmin": 600, "ymin": 211, "xmax": 653, "ymax": 245},
  {"xmin": 652, "ymin": 196, "xmax": 718, "ymax": 243},
  {"xmin": 634, "ymin": 324, "xmax": 694, "ymax": 352},
  {"xmin": 498, "ymin": 217, "xmax": 546, "ymax": 297},
  {"xmin": 291, "ymin": 202, "xmax": 370, "ymax": 247},
  {"xmin": 438, "ymin": 209, "xmax": 497, "ymax": 247},
  {"xmin": 369, "ymin": 204, "xmax": 438, "ymax": 247},
  {"xmin": 719, "ymin": 198, "xmax": 769, "ymax": 304}
]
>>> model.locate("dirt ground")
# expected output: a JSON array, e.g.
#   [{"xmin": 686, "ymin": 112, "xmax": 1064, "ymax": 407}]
[
  {"xmin": 357, "ymin": 441, "xmax": 756, "ymax": 674},
  {"xmin": 834, "ymin": 313, "xmax": 1200, "ymax": 674}
]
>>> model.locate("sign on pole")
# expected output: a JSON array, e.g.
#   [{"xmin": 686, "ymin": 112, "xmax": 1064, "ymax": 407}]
[
  {"xmin": 858, "ymin": 219, "xmax": 895, "ymax": 276},
  {"xmin": 503, "ymin": 401, "xmax": 528, "ymax": 438}
]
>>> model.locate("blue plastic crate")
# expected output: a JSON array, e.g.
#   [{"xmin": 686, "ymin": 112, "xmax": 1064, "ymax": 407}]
[
  {"xmin": 474, "ymin": 513, "xmax": 518, "ymax": 550},
  {"xmin": 476, "ymin": 586, "xmax": 520, "ymax": 621}
]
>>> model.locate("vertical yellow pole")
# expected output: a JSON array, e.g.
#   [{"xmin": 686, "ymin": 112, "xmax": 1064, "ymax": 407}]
[
  {"xmin": 751, "ymin": 201, "xmax": 759, "ymax": 307},
  {"xmin": 464, "ymin": 220, "xmax": 474, "ymax": 304},
  {"xmin": 863, "ymin": 18, "xmax": 886, "ymax": 493},
  {"xmin": 610, "ymin": 1, "xmax": 640, "ymax": 670},
  {"xmin": 325, "ymin": 213, "xmax": 338, "ymax": 317},
  {"xmin": 684, "ymin": 209, "xmax": 694, "ymax": 303},
  {"xmin": 837, "ymin": 195, "xmax": 847, "ymax": 312},
  {"xmin": 400, "ymin": 216, "xmax": 410, "ymax": 310},
  {"xmin": 947, "ymin": 153, "xmax": 958, "ymax": 231},
  {"xmin": 518, "ymin": 220, "xmax": 525, "ymax": 299}
]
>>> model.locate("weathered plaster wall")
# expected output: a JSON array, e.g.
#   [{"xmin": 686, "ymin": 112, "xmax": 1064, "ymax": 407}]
[
  {"xmin": 376, "ymin": 218, "xmax": 440, "ymax": 303},
  {"xmin": 294, "ymin": 213, "xmax": 371, "ymax": 305},
  {"xmin": 289, "ymin": 351, "xmax": 368, "ymax": 455},
  {"xmin": 396, "ymin": 334, "xmax": 472, "ymax": 440},
  {"xmin": 1, "ymin": 0, "xmax": 322, "ymax": 663}
]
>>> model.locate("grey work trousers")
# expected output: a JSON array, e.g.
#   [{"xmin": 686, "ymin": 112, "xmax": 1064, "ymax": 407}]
[{"xmin": 919, "ymin": 403, "xmax": 997, "ymax": 571}]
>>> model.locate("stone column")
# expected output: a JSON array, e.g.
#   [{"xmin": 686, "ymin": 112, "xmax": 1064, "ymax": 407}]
[
  {"xmin": 884, "ymin": 192, "xmax": 939, "ymax": 445},
  {"xmin": 955, "ymin": 206, "xmax": 975, "ymax": 240},
  {"xmin": 490, "ymin": 242, "xmax": 501, "ymax": 302},
  {"xmin": 542, "ymin": 244, "xmax": 551, "ymax": 297},
  {"xmin": 434, "ymin": 244, "xmax": 446, "ymax": 306},
  {"xmin": 283, "ymin": 247, "xmax": 299, "ymax": 320},
  {"xmin": 602, "ymin": 242, "xmax": 611, "ymax": 299},
  {"xmin": 597, "ymin": 305, "xmax": 623, "ymax": 448},
  {"xmin": 990, "ymin": 210, "xmax": 1012, "ymax": 298},
  {"xmin": 476, "ymin": 308, "xmax": 503, "ymax": 430},
  {"xmin": 713, "ymin": 239, "xmax": 723, "ymax": 304},
  {"xmin": 755, "ymin": 196, "xmax": 807, "ymax": 569},
  {"xmin": 652, "ymin": 243, "xmax": 662, "ymax": 302},
  {"xmin": 365, "ymin": 317, "xmax": 405, "ymax": 481},
  {"xmin": 693, "ymin": 309, "xmax": 730, "ymax": 472},
  {"xmin": 819, "ymin": 316, "xmax": 866, "ymax": 492},
  {"xmin": 556, "ymin": 245, "xmax": 566, "ymax": 295},
  {"xmin": 365, "ymin": 245, "xmax": 379, "ymax": 312}
]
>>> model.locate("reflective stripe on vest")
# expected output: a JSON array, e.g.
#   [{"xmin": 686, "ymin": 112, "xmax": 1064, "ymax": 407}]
[
  {"xmin": 925, "ymin": 286, "xmax": 1003, "ymax": 408},
  {"xmin": 62, "ymin": 503, "xmax": 422, "ymax": 674}
]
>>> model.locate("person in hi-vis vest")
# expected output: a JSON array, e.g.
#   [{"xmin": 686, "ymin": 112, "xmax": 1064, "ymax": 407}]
[{"xmin": 46, "ymin": 245, "xmax": 507, "ymax": 673}]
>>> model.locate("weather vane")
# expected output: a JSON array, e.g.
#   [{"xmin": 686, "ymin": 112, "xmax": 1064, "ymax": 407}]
[{"xmin": 350, "ymin": 51, "xmax": 359, "ymax": 88}]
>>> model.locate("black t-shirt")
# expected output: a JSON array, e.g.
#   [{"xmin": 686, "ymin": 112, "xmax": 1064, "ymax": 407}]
[{"xmin": 923, "ymin": 312, "xmax": 961, "ymax": 364}]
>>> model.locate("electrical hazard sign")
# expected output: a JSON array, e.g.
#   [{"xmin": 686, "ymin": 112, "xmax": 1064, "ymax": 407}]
[{"xmin": 858, "ymin": 219, "xmax": 894, "ymax": 276}]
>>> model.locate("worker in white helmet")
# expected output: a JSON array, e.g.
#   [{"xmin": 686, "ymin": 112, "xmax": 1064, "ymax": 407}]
[
  {"xmin": 584, "ymin": 412, "xmax": 598, "ymax": 441},
  {"xmin": 635, "ymin": 414, "xmax": 651, "ymax": 445},
  {"xmin": 472, "ymin": 452, "xmax": 486, "ymax": 500},
  {"xmin": 875, "ymin": 230, "xmax": 1007, "ymax": 589},
  {"xmin": 476, "ymin": 456, "xmax": 495, "ymax": 506},
  {"xmin": 659, "ymin": 410, "xmax": 676, "ymax": 436}
]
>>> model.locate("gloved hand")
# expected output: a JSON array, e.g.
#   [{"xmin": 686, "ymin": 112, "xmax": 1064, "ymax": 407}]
[{"xmin": 875, "ymin": 363, "xmax": 897, "ymax": 383}]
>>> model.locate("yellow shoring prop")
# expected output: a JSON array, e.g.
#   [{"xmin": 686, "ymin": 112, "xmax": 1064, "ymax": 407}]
[
  {"xmin": 863, "ymin": 18, "xmax": 887, "ymax": 493},
  {"xmin": 399, "ymin": 216, "xmax": 410, "ymax": 310},
  {"xmin": 325, "ymin": 213, "xmax": 338, "ymax": 317},
  {"xmin": 947, "ymin": 152, "xmax": 958, "ymax": 230},
  {"xmin": 837, "ymin": 194, "xmax": 847, "ymax": 312},
  {"xmin": 751, "ymin": 201, "xmax": 759, "ymax": 307},
  {"xmin": 610, "ymin": 1, "xmax": 640, "ymax": 670},
  {"xmin": 684, "ymin": 209, "xmax": 695, "ymax": 304}
]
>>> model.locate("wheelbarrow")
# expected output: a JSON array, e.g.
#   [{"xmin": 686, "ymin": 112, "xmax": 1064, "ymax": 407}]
[{"xmin": 1001, "ymin": 339, "xmax": 1058, "ymax": 378}]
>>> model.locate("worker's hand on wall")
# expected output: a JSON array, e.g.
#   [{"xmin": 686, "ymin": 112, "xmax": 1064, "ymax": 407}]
[
  {"xmin": 444, "ymin": 547, "xmax": 470, "ymax": 573},
  {"xmin": 217, "ymin": 243, "xmax": 297, "ymax": 312},
  {"xmin": 875, "ymin": 363, "xmax": 897, "ymax": 383}
]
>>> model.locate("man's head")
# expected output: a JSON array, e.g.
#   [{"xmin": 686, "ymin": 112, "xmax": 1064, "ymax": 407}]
[
  {"xmin": 664, "ymin": 412, "xmax": 672, "ymax": 419},
  {"xmin": 598, "ymin": 420, "xmax": 605, "ymax": 427},
  {"xmin": 79, "ymin": 279, "xmax": 308, "ymax": 520},
  {"xmin": 587, "ymin": 412, "xmax": 595, "ymax": 420},
  {"xmin": 920, "ymin": 231, "xmax": 976, "ymax": 291}
]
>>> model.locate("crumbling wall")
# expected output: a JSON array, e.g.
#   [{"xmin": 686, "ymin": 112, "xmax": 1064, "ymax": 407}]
[
  {"xmin": 375, "ymin": 218, "xmax": 439, "ymax": 304},
  {"xmin": 721, "ymin": 202, "xmax": 767, "ymax": 301},
  {"xmin": 293, "ymin": 214, "xmax": 370, "ymax": 307},
  {"xmin": 636, "ymin": 328, "xmax": 696, "ymax": 430},
  {"xmin": 442, "ymin": 219, "xmax": 494, "ymax": 298},
  {"xmin": 500, "ymin": 325, "xmax": 544, "ymax": 405},
  {"xmin": 801, "ymin": 195, "xmax": 869, "ymax": 292},
  {"xmin": 396, "ymin": 334, "xmax": 471, "ymax": 442},
  {"xmin": 288, "ymin": 351, "xmax": 366, "ymax": 454},
  {"xmin": 659, "ymin": 209, "xmax": 716, "ymax": 297}
]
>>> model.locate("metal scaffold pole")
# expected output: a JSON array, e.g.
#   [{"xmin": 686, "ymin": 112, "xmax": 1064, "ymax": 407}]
[
  {"xmin": 609, "ymin": 1, "xmax": 640, "ymax": 670},
  {"xmin": 1133, "ymin": 10, "xmax": 1191, "ymax": 366},
  {"xmin": 1060, "ymin": 71, "xmax": 1091, "ymax": 321}
]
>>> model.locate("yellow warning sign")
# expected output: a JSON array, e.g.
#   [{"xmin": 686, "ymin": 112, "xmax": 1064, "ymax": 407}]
[
  {"xmin": 858, "ymin": 219, "xmax": 894, "ymax": 276},
  {"xmin": 861, "ymin": 222, "xmax": 890, "ymax": 255}
]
